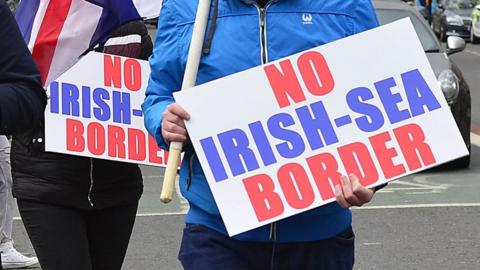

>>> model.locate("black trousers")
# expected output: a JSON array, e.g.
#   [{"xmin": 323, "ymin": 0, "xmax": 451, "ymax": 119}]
[
  {"xmin": 179, "ymin": 224, "xmax": 355, "ymax": 270},
  {"xmin": 17, "ymin": 199, "xmax": 138, "ymax": 270}
]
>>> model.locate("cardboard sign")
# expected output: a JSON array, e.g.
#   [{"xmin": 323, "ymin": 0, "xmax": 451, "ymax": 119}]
[
  {"xmin": 45, "ymin": 52, "xmax": 170, "ymax": 167},
  {"xmin": 173, "ymin": 19, "xmax": 469, "ymax": 236},
  {"xmin": 133, "ymin": 0, "xmax": 162, "ymax": 19}
]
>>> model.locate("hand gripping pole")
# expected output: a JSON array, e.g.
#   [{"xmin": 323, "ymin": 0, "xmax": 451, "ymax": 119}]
[{"xmin": 160, "ymin": 0, "xmax": 212, "ymax": 203}]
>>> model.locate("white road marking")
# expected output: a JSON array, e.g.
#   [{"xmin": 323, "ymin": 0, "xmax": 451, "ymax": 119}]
[
  {"xmin": 137, "ymin": 211, "xmax": 187, "ymax": 216},
  {"xmin": 379, "ymin": 178, "xmax": 449, "ymax": 194},
  {"xmin": 392, "ymin": 180, "xmax": 439, "ymax": 189},
  {"xmin": 142, "ymin": 175, "xmax": 163, "ymax": 179},
  {"xmin": 354, "ymin": 203, "xmax": 480, "ymax": 210},
  {"xmin": 405, "ymin": 191, "xmax": 443, "ymax": 195},
  {"xmin": 466, "ymin": 49, "xmax": 480, "ymax": 57},
  {"xmin": 363, "ymin": 242, "xmax": 382, "ymax": 246},
  {"xmin": 12, "ymin": 210, "xmax": 189, "ymax": 221},
  {"xmin": 381, "ymin": 187, "xmax": 442, "ymax": 191},
  {"xmin": 12, "ymin": 203, "xmax": 480, "ymax": 221}
]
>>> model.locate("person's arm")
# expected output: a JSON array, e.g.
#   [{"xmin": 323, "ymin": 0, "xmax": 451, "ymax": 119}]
[
  {"xmin": 352, "ymin": 0, "xmax": 380, "ymax": 34},
  {"xmin": 0, "ymin": 2, "xmax": 47, "ymax": 135},
  {"xmin": 142, "ymin": 1, "xmax": 186, "ymax": 150}
]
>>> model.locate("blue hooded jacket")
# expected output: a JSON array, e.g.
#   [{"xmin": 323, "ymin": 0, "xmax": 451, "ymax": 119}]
[{"xmin": 143, "ymin": 0, "xmax": 379, "ymax": 242}]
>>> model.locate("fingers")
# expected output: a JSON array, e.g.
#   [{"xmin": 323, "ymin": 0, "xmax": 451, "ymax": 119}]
[
  {"xmin": 162, "ymin": 130, "xmax": 188, "ymax": 144},
  {"xmin": 162, "ymin": 121, "xmax": 187, "ymax": 142},
  {"xmin": 161, "ymin": 103, "xmax": 190, "ymax": 144},
  {"xmin": 340, "ymin": 175, "xmax": 362, "ymax": 206},
  {"xmin": 335, "ymin": 174, "xmax": 375, "ymax": 208},
  {"xmin": 167, "ymin": 103, "xmax": 190, "ymax": 120},
  {"xmin": 335, "ymin": 185, "xmax": 351, "ymax": 208},
  {"xmin": 163, "ymin": 113, "xmax": 186, "ymax": 129},
  {"xmin": 350, "ymin": 174, "xmax": 374, "ymax": 204}
]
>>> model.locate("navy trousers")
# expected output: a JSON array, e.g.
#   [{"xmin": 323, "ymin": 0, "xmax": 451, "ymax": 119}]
[{"xmin": 178, "ymin": 224, "xmax": 355, "ymax": 270}]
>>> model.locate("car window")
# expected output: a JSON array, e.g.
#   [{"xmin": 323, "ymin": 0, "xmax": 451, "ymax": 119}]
[
  {"xmin": 446, "ymin": 0, "xmax": 476, "ymax": 9},
  {"xmin": 376, "ymin": 9, "xmax": 440, "ymax": 52}
]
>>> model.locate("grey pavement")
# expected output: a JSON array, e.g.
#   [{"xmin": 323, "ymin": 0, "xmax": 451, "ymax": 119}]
[
  {"xmin": 10, "ymin": 144, "xmax": 480, "ymax": 270},
  {"xmin": 129, "ymin": 145, "xmax": 480, "ymax": 270}
]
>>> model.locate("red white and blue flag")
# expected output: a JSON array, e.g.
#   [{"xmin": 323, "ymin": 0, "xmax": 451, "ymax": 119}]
[{"xmin": 15, "ymin": 0, "xmax": 141, "ymax": 86}]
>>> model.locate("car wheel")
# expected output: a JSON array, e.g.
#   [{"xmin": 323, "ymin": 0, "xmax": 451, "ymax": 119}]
[
  {"xmin": 471, "ymin": 29, "xmax": 480, "ymax": 44},
  {"xmin": 448, "ymin": 144, "xmax": 471, "ymax": 169},
  {"xmin": 448, "ymin": 110, "xmax": 471, "ymax": 169}
]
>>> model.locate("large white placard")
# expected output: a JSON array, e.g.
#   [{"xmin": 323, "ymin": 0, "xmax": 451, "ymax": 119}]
[
  {"xmin": 45, "ymin": 52, "xmax": 170, "ymax": 167},
  {"xmin": 174, "ymin": 19, "xmax": 469, "ymax": 236}
]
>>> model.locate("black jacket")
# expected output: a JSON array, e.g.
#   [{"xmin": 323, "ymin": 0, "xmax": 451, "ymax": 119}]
[
  {"xmin": 12, "ymin": 20, "xmax": 152, "ymax": 210},
  {"xmin": 0, "ymin": 1, "xmax": 47, "ymax": 135}
]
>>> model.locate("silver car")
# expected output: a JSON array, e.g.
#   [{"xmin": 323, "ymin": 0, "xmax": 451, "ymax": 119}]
[{"xmin": 374, "ymin": 0, "xmax": 472, "ymax": 168}]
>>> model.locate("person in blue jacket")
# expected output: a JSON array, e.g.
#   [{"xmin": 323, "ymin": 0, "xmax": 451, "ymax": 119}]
[
  {"xmin": 416, "ymin": 0, "xmax": 438, "ymax": 19},
  {"xmin": 143, "ymin": 0, "xmax": 381, "ymax": 269}
]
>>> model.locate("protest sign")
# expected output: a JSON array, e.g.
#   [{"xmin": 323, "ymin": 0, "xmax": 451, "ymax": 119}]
[
  {"xmin": 173, "ymin": 18, "xmax": 469, "ymax": 236},
  {"xmin": 133, "ymin": 0, "xmax": 162, "ymax": 19},
  {"xmin": 45, "ymin": 52, "xmax": 169, "ymax": 167}
]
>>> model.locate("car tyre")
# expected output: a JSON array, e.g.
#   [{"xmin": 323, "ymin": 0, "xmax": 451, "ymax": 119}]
[
  {"xmin": 448, "ymin": 120, "xmax": 471, "ymax": 169},
  {"xmin": 449, "ymin": 145, "xmax": 471, "ymax": 169},
  {"xmin": 471, "ymin": 29, "xmax": 480, "ymax": 44}
]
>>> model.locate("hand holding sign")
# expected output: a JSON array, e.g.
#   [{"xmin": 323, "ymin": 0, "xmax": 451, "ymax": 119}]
[
  {"xmin": 335, "ymin": 174, "xmax": 374, "ymax": 208},
  {"xmin": 162, "ymin": 103, "xmax": 190, "ymax": 145}
]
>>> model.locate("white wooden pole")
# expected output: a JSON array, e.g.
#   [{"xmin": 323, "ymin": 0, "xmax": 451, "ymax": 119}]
[{"xmin": 160, "ymin": 0, "xmax": 212, "ymax": 203}]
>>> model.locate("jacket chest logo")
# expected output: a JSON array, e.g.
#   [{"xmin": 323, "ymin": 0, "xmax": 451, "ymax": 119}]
[{"xmin": 302, "ymin": 13, "xmax": 313, "ymax": 25}]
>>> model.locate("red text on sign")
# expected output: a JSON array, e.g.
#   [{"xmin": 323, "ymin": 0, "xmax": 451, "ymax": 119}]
[
  {"xmin": 264, "ymin": 51, "xmax": 335, "ymax": 108},
  {"xmin": 104, "ymin": 54, "xmax": 142, "ymax": 91},
  {"xmin": 66, "ymin": 118, "xmax": 167, "ymax": 165},
  {"xmin": 243, "ymin": 123, "xmax": 436, "ymax": 222}
]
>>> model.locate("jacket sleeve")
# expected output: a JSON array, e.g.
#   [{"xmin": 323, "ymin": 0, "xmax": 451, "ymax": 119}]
[
  {"xmin": 142, "ymin": 1, "xmax": 185, "ymax": 150},
  {"xmin": 0, "ymin": 2, "xmax": 47, "ymax": 135},
  {"xmin": 352, "ymin": 0, "xmax": 380, "ymax": 34}
]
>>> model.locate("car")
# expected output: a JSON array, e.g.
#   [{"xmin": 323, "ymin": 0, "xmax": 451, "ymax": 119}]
[
  {"xmin": 431, "ymin": 0, "xmax": 476, "ymax": 41},
  {"xmin": 373, "ymin": 0, "xmax": 472, "ymax": 168},
  {"xmin": 471, "ymin": 4, "xmax": 480, "ymax": 43}
]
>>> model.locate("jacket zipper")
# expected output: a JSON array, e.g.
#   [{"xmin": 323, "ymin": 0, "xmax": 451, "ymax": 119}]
[
  {"xmin": 255, "ymin": 1, "xmax": 276, "ymax": 242},
  {"xmin": 257, "ymin": 3, "xmax": 272, "ymax": 64},
  {"xmin": 87, "ymin": 158, "xmax": 94, "ymax": 207},
  {"xmin": 259, "ymin": 7, "xmax": 267, "ymax": 63}
]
